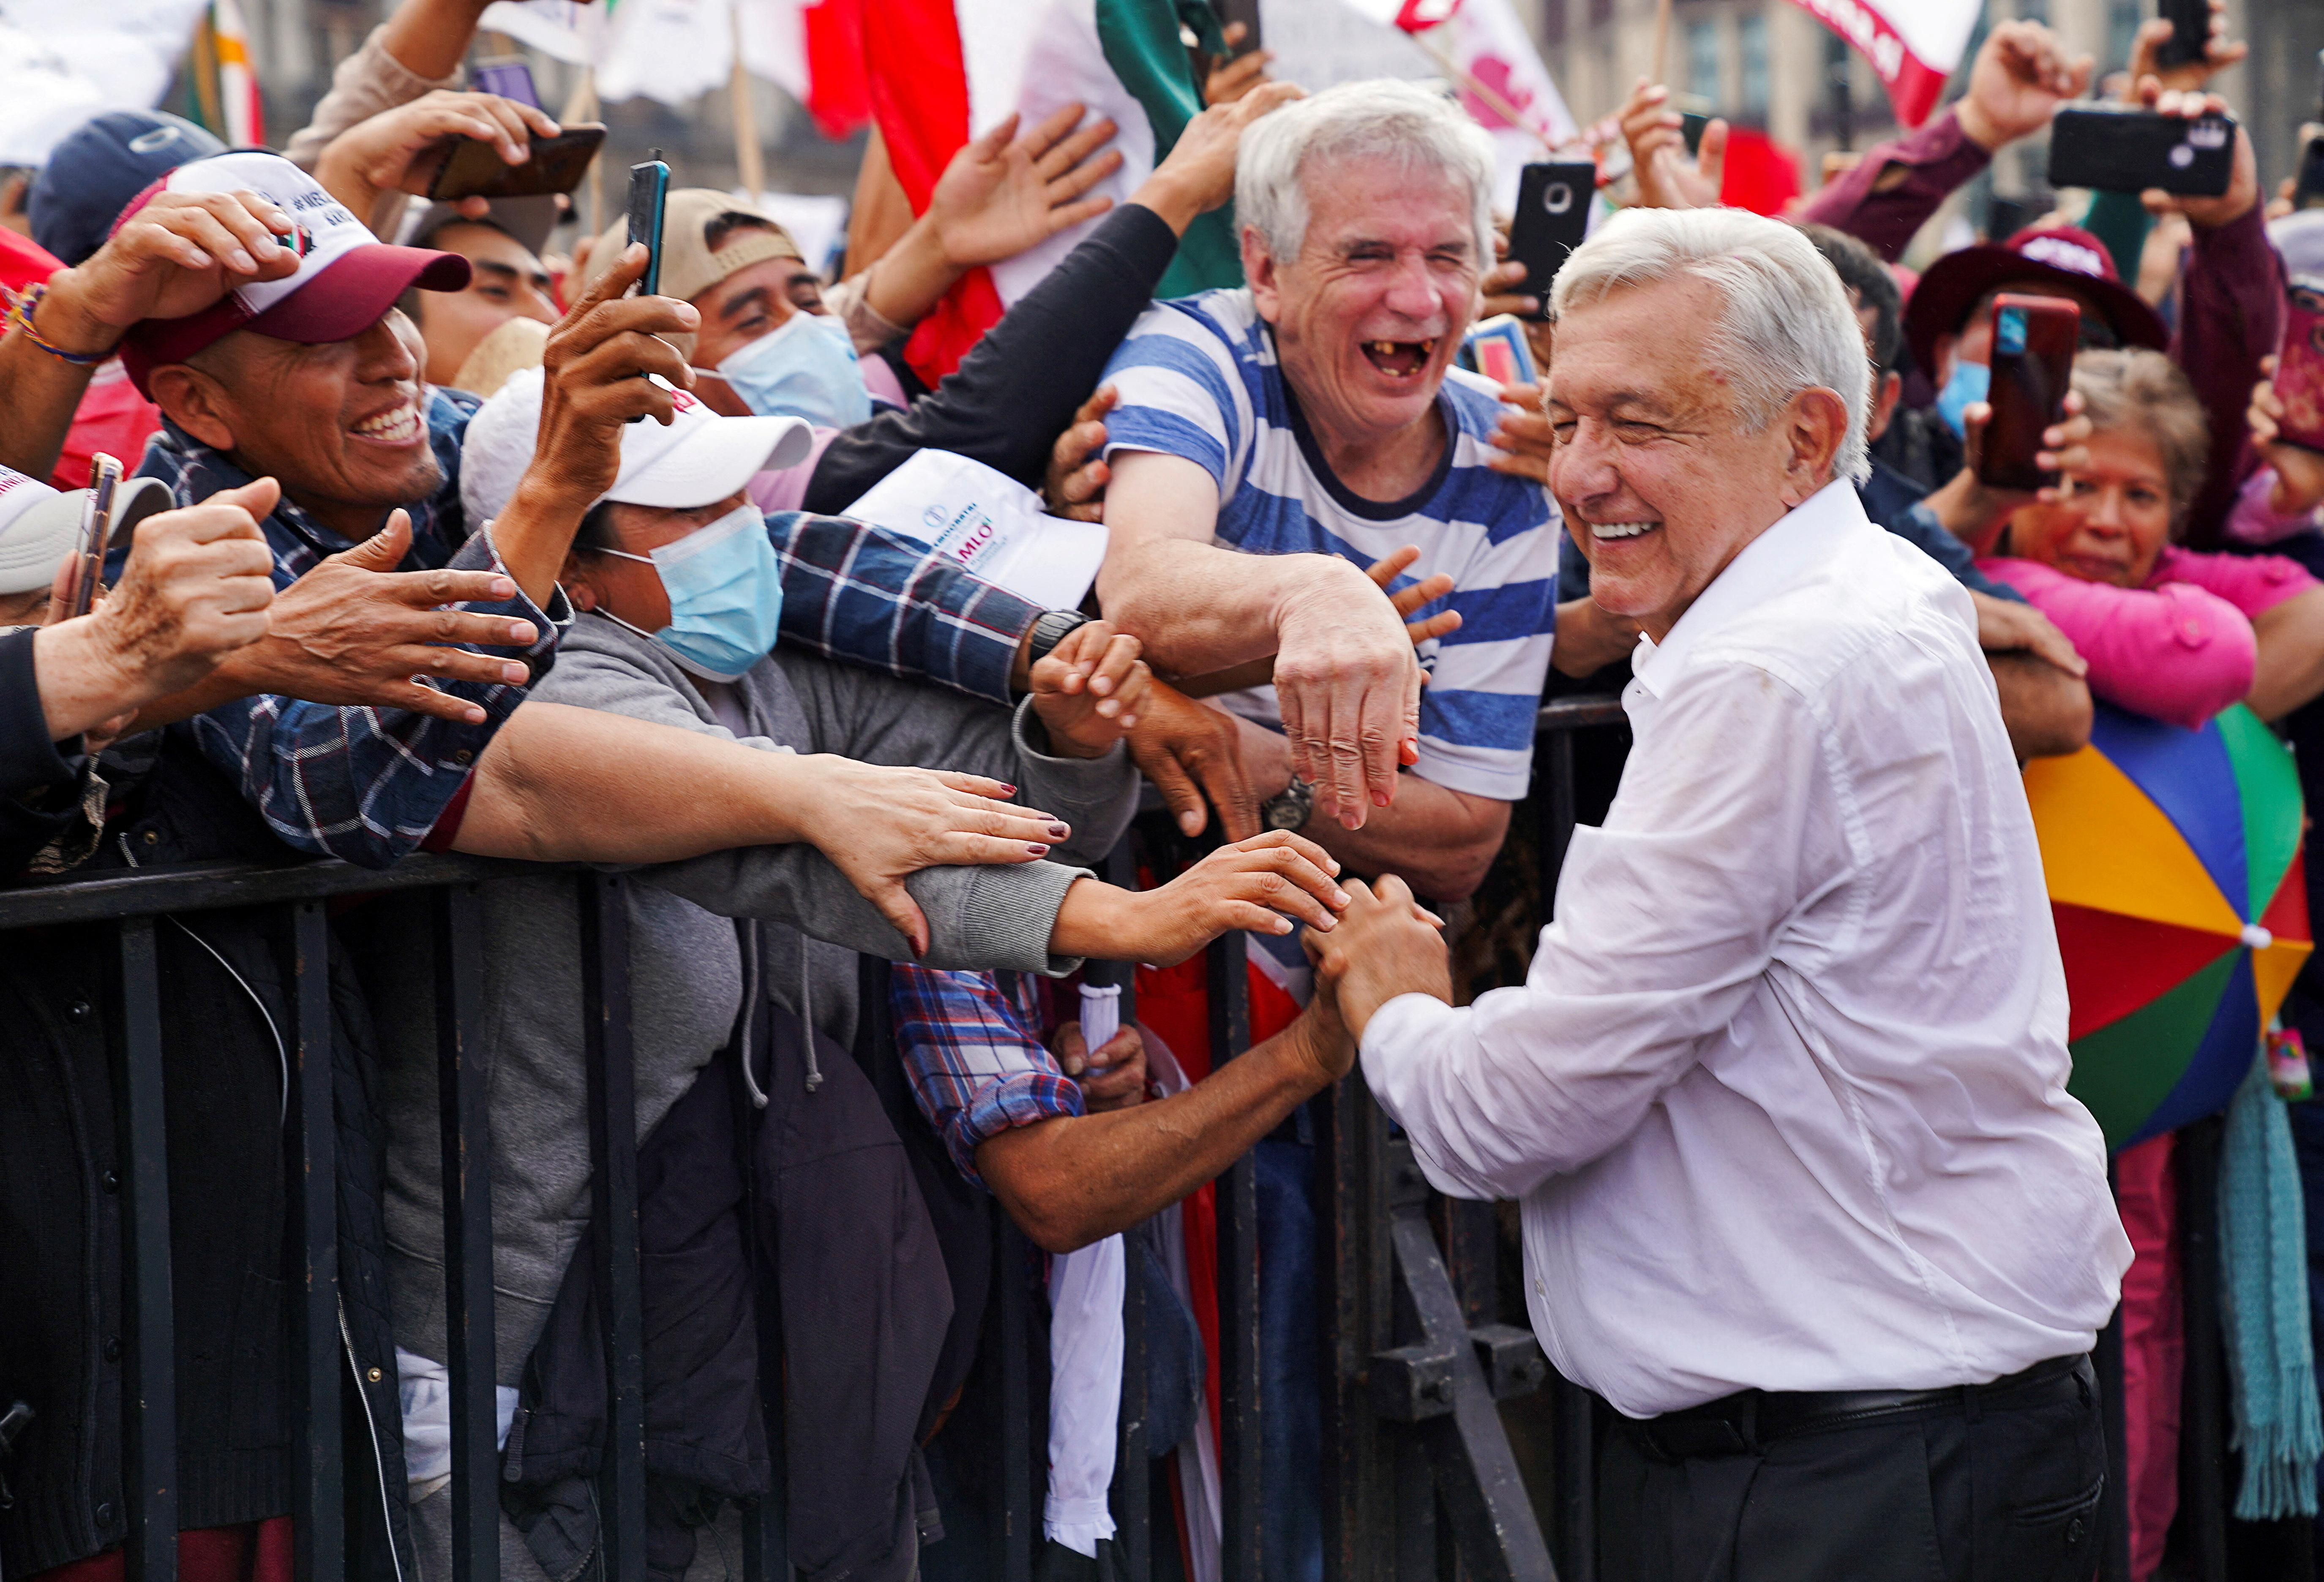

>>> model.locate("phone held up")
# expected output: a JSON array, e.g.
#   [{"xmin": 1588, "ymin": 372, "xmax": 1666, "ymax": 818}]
[
  {"xmin": 622, "ymin": 152, "xmax": 672, "ymax": 421},
  {"xmin": 2152, "ymin": 0, "xmax": 2210, "ymax": 70},
  {"xmin": 2273, "ymin": 282, "xmax": 2324, "ymax": 456},
  {"xmin": 1978, "ymin": 295, "xmax": 2079, "ymax": 493},
  {"xmin": 65, "ymin": 454, "xmax": 123, "ymax": 621},
  {"xmin": 2047, "ymin": 105, "xmax": 2235, "ymax": 199},
  {"xmin": 1506, "ymin": 161, "xmax": 1594, "ymax": 321},
  {"xmin": 428, "ymin": 124, "xmax": 605, "ymax": 202}
]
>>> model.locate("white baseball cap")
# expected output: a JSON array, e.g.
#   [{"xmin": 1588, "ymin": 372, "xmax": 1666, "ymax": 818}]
[
  {"xmin": 0, "ymin": 466, "xmax": 173, "ymax": 596},
  {"xmin": 459, "ymin": 365, "xmax": 815, "ymax": 526}
]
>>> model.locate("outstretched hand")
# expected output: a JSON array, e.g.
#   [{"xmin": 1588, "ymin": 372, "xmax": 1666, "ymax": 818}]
[
  {"xmin": 930, "ymin": 103, "xmax": 1124, "ymax": 270},
  {"xmin": 793, "ymin": 761, "xmax": 1072, "ymax": 957},
  {"xmin": 1303, "ymin": 874, "xmax": 1448, "ymax": 1042}
]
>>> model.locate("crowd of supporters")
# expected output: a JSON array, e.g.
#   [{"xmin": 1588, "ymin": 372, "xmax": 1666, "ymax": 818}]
[{"xmin": 5, "ymin": 0, "xmax": 2324, "ymax": 1577}]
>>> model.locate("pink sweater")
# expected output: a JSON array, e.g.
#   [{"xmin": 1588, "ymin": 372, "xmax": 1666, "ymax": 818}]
[{"xmin": 1978, "ymin": 547, "xmax": 2318, "ymax": 729}]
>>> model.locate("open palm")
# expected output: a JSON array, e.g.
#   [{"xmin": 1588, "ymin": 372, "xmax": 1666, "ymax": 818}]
[{"xmin": 929, "ymin": 103, "xmax": 1124, "ymax": 268}]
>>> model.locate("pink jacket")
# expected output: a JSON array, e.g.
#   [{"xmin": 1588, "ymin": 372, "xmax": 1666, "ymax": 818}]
[{"xmin": 1978, "ymin": 547, "xmax": 2317, "ymax": 730}]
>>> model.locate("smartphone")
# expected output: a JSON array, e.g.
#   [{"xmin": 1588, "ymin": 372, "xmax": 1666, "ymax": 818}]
[
  {"xmin": 428, "ymin": 124, "xmax": 605, "ymax": 202},
  {"xmin": 1980, "ymin": 295, "xmax": 2080, "ymax": 493},
  {"xmin": 65, "ymin": 455, "xmax": 122, "ymax": 620},
  {"xmin": 2048, "ymin": 105, "xmax": 2235, "ymax": 198},
  {"xmin": 626, "ymin": 152, "xmax": 670, "ymax": 298},
  {"xmin": 470, "ymin": 57, "xmax": 543, "ymax": 112},
  {"xmin": 1680, "ymin": 112, "xmax": 1708, "ymax": 158},
  {"xmin": 2273, "ymin": 284, "xmax": 2324, "ymax": 455},
  {"xmin": 2153, "ymin": 0, "xmax": 2209, "ymax": 71},
  {"xmin": 1506, "ymin": 161, "xmax": 1595, "ymax": 320},
  {"xmin": 2295, "ymin": 133, "xmax": 2324, "ymax": 212}
]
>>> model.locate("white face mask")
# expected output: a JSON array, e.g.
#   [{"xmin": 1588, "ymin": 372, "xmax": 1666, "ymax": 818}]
[{"xmin": 695, "ymin": 310, "xmax": 872, "ymax": 430}]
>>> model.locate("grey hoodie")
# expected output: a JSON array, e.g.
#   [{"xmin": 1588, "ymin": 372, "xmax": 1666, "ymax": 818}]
[{"xmin": 382, "ymin": 610, "xmax": 1138, "ymax": 1380}]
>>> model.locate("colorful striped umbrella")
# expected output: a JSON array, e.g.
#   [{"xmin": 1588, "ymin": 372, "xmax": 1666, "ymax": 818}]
[{"xmin": 2024, "ymin": 702, "xmax": 2311, "ymax": 1151}]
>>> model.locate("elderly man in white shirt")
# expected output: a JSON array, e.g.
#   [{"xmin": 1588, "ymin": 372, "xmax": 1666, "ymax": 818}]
[{"xmin": 1309, "ymin": 206, "xmax": 2130, "ymax": 1580}]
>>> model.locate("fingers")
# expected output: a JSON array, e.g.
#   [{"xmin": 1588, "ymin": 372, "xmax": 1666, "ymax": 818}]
[
  {"xmin": 1365, "ymin": 544, "xmax": 1422, "ymax": 590},
  {"xmin": 1353, "ymin": 670, "xmax": 1407, "ymax": 818},
  {"xmin": 1207, "ymin": 48, "xmax": 1273, "ymax": 107},
  {"xmin": 1387, "ymin": 568, "xmax": 1453, "ymax": 620},
  {"xmin": 1020, "ymin": 103, "xmax": 1087, "ymax": 165},
  {"xmin": 147, "ymin": 191, "xmax": 295, "ymax": 279},
  {"xmin": 863, "ymin": 877, "xmax": 933, "ymax": 958},
  {"xmin": 1054, "ymin": 1022, "xmax": 1090, "ymax": 1076},
  {"xmin": 927, "ymin": 833, "xmax": 1061, "ymax": 867},
  {"xmin": 934, "ymin": 769, "xmax": 1018, "ymax": 801},
  {"xmin": 1042, "ymin": 191, "xmax": 1118, "ymax": 237},
  {"xmin": 1082, "ymin": 632, "xmax": 1145, "ymax": 715},
  {"xmin": 365, "ymin": 678, "xmax": 491, "ymax": 727},
  {"xmin": 1039, "ymin": 115, "xmax": 1121, "ymax": 189},
  {"xmin": 1696, "ymin": 119, "xmax": 1729, "ymax": 188},
  {"xmin": 1142, "ymin": 748, "xmax": 1210, "ymax": 839},
  {"xmin": 341, "ymin": 508, "xmax": 420, "ymax": 572}
]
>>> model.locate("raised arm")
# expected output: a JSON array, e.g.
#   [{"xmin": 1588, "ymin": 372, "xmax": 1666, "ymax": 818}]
[{"xmin": 0, "ymin": 189, "xmax": 297, "ymax": 481}]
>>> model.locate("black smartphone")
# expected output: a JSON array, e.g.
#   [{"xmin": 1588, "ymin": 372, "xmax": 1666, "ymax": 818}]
[
  {"xmin": 428, "ymin": 124, "xmax": 605, "ymax": 201},
  {"xmin": 1980, "ymin": 295, "xmax": 2080, "ymax": 492},
  {"xmin": 65, "ymin": 455, "xmax": 122, "ymax": 621},
  {"xmin": 1506, "ymin": 161, "xmax": 1594, "ymax": 319},
  {"xmin": 2153, "ymin": 0, "xmax": 2209, "ymax": 71},
  {"xmin": 471, "ymin": 57, "xmax": 543, "ymax": 111},
  {"xmin": 1680, "ymin": 112, "xmax": 1708, "ymax": 157},
  {"xmin": 2296, "ymin": 133, "xmax": 2324, "ymax": 212},
  {"xmin": 2047, "ymin": 105, "xmax": 2235, "ymax": 198},
  {"xmin": 627, "ymin": 151, "xmax": 670, "ymax": 298}
]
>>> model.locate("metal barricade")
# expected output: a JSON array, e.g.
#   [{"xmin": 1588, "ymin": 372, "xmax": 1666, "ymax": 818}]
[{"xmin": 17, "ymin": 694, "xmax": 1639, "ymax": 1582}]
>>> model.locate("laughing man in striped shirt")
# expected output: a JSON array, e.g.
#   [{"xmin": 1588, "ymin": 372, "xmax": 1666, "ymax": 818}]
[{"xmin": 1094, "ymin": 79, "xmax": 1558, "ymax": 904}]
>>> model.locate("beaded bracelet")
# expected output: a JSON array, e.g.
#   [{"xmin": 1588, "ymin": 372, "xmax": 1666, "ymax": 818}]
[{"xmin": 3, "ymin": 284, "xmax": 110, "ymax": 367}]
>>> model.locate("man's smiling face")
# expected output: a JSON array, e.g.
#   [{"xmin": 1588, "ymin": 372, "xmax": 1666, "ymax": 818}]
[
  {"xmin": 1546, "ymin": 275, "xmax": 1801, "ymax": 639},
  {"xmin": 1248, "ymin": 154, "xmax": 1479, "ymax": 452}
]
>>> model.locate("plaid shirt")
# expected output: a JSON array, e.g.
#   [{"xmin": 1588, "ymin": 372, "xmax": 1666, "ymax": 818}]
[
  {"xmin": 136, "ymin": 390, "xmax": 1049, "ymax": 865},
  {"xmin": 137, "ymin": 391, "xmax": 558, "ymax": 867},
  {"xmin": 892, "ymin": 965, "xmax": 1082, "ymax": 1187}
]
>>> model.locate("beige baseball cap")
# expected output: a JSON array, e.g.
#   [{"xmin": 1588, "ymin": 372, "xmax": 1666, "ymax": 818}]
[{"xmin": 575, "ymin": 188, "xmax": 803, "ymax": 306}]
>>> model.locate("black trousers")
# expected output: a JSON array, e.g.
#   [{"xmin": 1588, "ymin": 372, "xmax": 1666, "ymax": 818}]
[{"xmin": 1597, "ymin": 1357, "xmax": 2106, "ymax": 1582}]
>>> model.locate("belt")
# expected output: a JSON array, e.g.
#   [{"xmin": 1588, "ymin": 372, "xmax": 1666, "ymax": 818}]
[{"xmin": 1625, "ymin": 1354, "xmax": 2094, "ymax": 1462}]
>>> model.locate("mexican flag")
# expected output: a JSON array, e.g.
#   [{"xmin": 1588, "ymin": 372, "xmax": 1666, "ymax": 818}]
[
  {"xmin": 1783, "ymin": 0, "xmax": 1981, "ymax": 130},
  {"xmin": 863, "ymin": 0, "xmax": 1245, "ymax": 386}
]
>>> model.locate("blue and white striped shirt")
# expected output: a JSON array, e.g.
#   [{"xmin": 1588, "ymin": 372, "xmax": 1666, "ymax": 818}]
[{"xmin": 1100, "ymin": 289, "xmax": 1559, "ymax": 801}]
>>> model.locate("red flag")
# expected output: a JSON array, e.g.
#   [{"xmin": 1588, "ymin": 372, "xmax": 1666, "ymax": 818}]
[{"xmin": 1784, "ymin": 0, "xmax": 1980, "ymax": 130}]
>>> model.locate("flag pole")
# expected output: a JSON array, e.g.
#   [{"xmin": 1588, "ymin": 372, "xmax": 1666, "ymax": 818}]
[
  {"xmin": 1413, "ymin": 30, "xmax": 1560, "ymax": 156},
  {"xmin": 729, "ymin": 8, "xmax": 764, "ymax": 202},
  {"xmin": 563, "ymin": 66, "xmax": 602, "ymax": 237}
]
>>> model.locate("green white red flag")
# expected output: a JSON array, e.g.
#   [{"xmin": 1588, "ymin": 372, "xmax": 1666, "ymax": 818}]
[{"xmin": 1783, "ymin": 0, "xmax": 1980, "ymax": 129}]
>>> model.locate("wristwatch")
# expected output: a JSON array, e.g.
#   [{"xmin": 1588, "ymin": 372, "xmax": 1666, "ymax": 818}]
[
  {"xmin": 1023, "ymin": 610, "xmax": 1093, "ymax": 681},
  {"xmin": 1260, "ymin": 777, "xmax": 1315, "ymax": 832}
]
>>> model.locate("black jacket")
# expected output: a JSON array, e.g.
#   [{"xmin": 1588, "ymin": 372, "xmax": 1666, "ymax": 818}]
[
  {"xmin": 502, "ymin": 990, "xmax": 956, "ymax": 1582},
  {"xmin": 0, "ymin": 728, "xmax": 414, "ymax": 1581}
]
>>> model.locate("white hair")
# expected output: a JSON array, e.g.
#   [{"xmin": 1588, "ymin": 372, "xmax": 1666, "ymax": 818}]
[
  {"xmin": 1549, "ymin": 206, "xmax": 1872, "ymax": 485},
  {"xmin": 1234, "ymin": 79, "xmax": 1495, "ymax": 267}
]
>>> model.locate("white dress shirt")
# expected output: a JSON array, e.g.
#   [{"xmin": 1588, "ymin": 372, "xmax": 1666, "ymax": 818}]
[{"xmin": 1362, "ymin": 480, "xmax": 2131, "ymax": 1419}]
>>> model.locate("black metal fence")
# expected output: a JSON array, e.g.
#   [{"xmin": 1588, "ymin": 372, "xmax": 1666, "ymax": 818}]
[{"xmin": 9, "ymin": 694, "xmax": 2208, "ymax": 1582}]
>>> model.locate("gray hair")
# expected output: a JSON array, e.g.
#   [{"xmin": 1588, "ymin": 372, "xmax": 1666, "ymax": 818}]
[
  {"xmin": 1550, "ymin": 206, "xmax": 1871, "ymax": 485},
  {"xmin": 1234, "ymin": 79, "xmax": 1495, "ymax": 267}
]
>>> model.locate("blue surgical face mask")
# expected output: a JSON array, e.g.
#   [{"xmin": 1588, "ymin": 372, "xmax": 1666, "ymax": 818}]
[
  {"xmin": 706, "ymin": 309, "xmax": 872, "ymax": 430},
  {"xmin": 1934, "ymin": 357, "xmax": 1990, "ymax": 440},
  {"xmin": 600, "ymin": 504, "xmax": 783, "ymax": 681}
]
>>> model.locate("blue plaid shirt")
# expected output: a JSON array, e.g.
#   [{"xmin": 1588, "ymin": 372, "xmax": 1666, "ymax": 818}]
[
  {"xmin": 136, "ymin": 389, "xmax": 1049, "ymax": 866},
  {"xmin": 892, "ymin": 965, "xmax": 1083, "ymax": 1187},
  {"xmin": 136, "ymin": 390, "xmax": 558, "ymax": 866}
]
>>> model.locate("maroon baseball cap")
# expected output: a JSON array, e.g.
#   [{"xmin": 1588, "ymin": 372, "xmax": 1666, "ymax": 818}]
[
  {"xmin": 1904, "ymin": 223, "xmax": 2168, "ymax": 374},
  {"xmin": 116, "ymin": 151, "xmax": 471, "ymax": 395}
]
